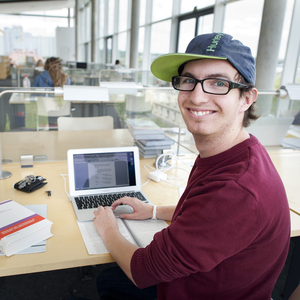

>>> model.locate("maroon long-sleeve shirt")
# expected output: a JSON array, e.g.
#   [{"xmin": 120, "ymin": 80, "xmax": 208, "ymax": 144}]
[{"xmin": 131, "ymin": 135, "xmax": 290, "ymax": 300}]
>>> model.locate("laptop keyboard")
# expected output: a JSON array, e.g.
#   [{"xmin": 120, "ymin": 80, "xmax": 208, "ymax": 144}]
[{"xmin": 74, "ymin": 192, "xmax": 147, "ymax": 210}]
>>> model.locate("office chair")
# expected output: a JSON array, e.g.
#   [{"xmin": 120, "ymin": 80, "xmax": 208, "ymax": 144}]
[
  {"xmin": 37, "ymin": 97, "xmax": 71, "ymax": 131},
  {"xmin": 57, "ymin": 116, "xmax": 114, "ymax": 131},
  {"xmin": 288, "ymin": 284, "xmax": 300, "ymax": 300}
]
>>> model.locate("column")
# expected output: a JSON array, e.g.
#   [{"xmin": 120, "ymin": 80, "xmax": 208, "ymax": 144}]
[
  {"xmin": 255, "ymin": 0, "xmax": 287, "ymax": 116},
  {"xmin": 129, "ymin": 0, "xmax": 140, "ymax": 68}
]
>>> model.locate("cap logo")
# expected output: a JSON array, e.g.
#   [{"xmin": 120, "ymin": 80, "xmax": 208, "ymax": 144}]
[{"xmin": 206, "ymin": 33, "xmax": 224, "ymax": 52}]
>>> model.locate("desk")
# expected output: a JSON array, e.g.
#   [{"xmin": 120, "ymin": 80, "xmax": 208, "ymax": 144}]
[
  {"xmin": 1, "ymin": 131, "xmax": 300, "ymax": 285},
  {"xmin": 9, "ymin": 93, "xmax": 38, "ymax": 104},
  {"xmin": 0, "ymin": 129, "xmax": 134, "ymax": 162},
  {"xmin": 268, "ymin": 148, "xmax": 300, "ymax": 215},
  {"xmin": 0, "ymin": 155, "xmax": 194, "ymax": 277}
]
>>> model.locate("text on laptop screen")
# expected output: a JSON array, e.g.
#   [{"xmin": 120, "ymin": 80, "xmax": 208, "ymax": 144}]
[{"xmin": 73, "ymin": 151, "xmax": 136, "ymax": 191}]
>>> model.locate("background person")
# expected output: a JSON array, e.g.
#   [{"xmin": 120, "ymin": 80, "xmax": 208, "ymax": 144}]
[
  {"xmin": 33, "ymin": 57, "xmax": 70, "ymax": 87},
  {"xmin": 114, "ymin": 59, "xmax": 124, "ymax": 69},
  {"xmin": 33, "ymin": 57, "xmax": 71, "ymax": 128}
]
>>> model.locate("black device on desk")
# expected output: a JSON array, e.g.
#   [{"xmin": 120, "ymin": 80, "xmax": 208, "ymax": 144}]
[{"xmin": 76, "ymin": 62, "xmax": 87, "ymax": 69}]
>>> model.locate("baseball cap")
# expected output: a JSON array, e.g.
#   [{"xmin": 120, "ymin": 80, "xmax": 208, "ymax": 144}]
[{"xmin": 150, "ymin": 32, "xmax": 256, "ymax": 85}]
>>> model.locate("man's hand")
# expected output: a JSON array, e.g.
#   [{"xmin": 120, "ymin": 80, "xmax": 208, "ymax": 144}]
[
  {"xmin": 93, "ymin": 206, "xmax": 119, "ymax": 237},
  {"xmin": 93, "ymin": 204, "xmax": 139, "ymax": 284},
  {"xmin": 111, "ymin": 196, "xmax": 153, "ymax": 220}
]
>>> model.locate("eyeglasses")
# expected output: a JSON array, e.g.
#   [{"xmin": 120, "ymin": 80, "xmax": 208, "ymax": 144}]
[{"xmin": 172, "ymin": 76, "xmax": 249, "ymax": 95}]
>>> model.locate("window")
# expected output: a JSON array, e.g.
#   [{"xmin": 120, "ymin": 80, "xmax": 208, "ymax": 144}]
[
  {"xmin": 98, "ymin": 0, "xmax": 105, "ymax": 37},
  {"xmin": 152, "ymin": 0, "xmax": 173, "ymax": 22},
  {"xmin": 223, "ymin": 0, "xmax": 264, "ymax": 58},
  {"xmin": 178, "ymin": 19, "xmax": 196, "ymax": 53},
  {"xmin": 180, "ymin": 0, "xmax": 215, "ymax": 14},
  {"xmin": 98, "ymin": 38, "xmax": 105, "ymax": 64},
  {"xmin": 197, "ymin": 14, "xmax": 213, "ymax": 35},
  {"xmin": 150, "ymin": 20, "xmax": 171, "ymax": 63},
  {"xmin": 118, "ymin": 32, "xmax": 127, "ymax": 65},
  {"xmin": 108, "ymin": 0, "xmax": 115, "ymax": 35},
  {"xmin": 138, "ymin": 27, "xmax": 145, "ymax": 69},
  {"xmin": 119, "ymin": 0, "xmax": 129, "ymax": 31},
  {"xmin": 106, "ymin": 36, "xmax": 113, "ymax": 63},
  {"xmin": 139, "ymin": 0, "xmax": 147, "ymax": 26},
  {"xmin": 0, "ymin": 13, "xmax": 71, "ymax": 58},
  {"xmin": 177, "ymin": 8, "xmax": 213, "ymax": 52}
]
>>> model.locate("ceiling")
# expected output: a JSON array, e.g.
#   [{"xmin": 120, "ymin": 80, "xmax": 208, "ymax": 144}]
[{"xmin": 0, "ymin": 0, "xmax": 75, "ymax": 14}]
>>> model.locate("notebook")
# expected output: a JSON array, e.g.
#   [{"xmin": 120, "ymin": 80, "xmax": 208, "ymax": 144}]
[{"xmin": 67, "ymin": 146, "xmax": 152, "ymax": 221}]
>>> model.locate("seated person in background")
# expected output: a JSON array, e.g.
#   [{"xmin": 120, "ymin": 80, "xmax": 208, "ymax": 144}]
[
  {"xmin": 33, "ymin": 57, "xmax": 71, "ymax": 128},
  {"xmin": 93, "ymin": 33, "xmax": 291, "ymax": 300},
  {"xmin": 33, "ymin": 57, "xmax": 70, "ymax": 87},
  {"xmin": 33, "ymin": 59, "xmax": 45, "ymax": 79},
  {"xmin": 114, "ymin": 59, "xmax": 124, "ymax": 69}
]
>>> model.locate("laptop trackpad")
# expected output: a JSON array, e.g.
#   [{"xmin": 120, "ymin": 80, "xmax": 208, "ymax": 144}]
[{"xmin": 113, "ymin": 205, "xmax": 134, "ymax": 217}]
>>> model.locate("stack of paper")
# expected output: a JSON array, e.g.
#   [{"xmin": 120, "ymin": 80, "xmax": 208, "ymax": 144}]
[{"xmin": 126, "ymin": 118, "xmax": 175, "ymax": 158}]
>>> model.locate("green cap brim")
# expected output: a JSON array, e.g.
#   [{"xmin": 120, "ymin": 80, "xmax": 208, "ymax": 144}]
[{"xmin": 150, "ymin": 53, "xmax": 227, "ymax": 82}]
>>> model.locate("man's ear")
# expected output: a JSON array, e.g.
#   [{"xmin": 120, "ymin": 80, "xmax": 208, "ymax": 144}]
[{"xmin": 239, "ymin": 88, "xmax": 258, "ymax": 113}]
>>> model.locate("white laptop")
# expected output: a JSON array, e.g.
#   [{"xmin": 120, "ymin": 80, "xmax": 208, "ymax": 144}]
[{"xmin": 67, "ymin": 146, "xmax": 152, "ymax": 221}]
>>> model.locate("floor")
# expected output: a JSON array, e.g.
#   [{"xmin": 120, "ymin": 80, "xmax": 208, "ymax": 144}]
[
  {"xmin": 0, "ymin": 252, "xmax": 293, "ymax": 300},
  {"xmin": 0, "ymin": 263, "xmax": 116, "ymax": 300}
]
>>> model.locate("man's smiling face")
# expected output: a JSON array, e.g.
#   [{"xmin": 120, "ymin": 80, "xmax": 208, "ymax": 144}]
[{"xmin": 177, "ymin": 59, "xmax": 247, "ymax": 141}]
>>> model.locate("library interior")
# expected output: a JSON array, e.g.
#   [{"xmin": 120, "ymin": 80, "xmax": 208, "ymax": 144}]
[{"xmin": 1, "ymin": 0, "xmax": 300, "ymax": 299}]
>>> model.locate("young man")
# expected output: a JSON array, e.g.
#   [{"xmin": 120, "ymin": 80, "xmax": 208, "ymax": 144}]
[{"xmin": 93, "ymin": 33, "xmax": 290, "ymax": 300}]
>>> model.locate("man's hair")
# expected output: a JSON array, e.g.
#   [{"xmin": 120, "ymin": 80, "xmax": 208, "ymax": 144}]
[
  {"xmin": 44, "ymin": 57, "xmax": 68, "ymax": 87},
  {"xmin": 178, "ymin": 62, "xmax": 260, "ymax": 128},
  {"xmin": 234, "ymin": 72, "xmax": 260, "ymax": 128}
]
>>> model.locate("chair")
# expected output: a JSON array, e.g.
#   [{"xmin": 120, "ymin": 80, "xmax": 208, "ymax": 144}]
[
  {"xmin": 289, "ymin": 284, "xmax": 300, "ymax": 300},
  {"xmin": 37, "ymin": 97, "xmax": 71, "ymax": 131},
  {"xmin": 57, "ymin": 116, "xmax": 114, "ymax": 131}
]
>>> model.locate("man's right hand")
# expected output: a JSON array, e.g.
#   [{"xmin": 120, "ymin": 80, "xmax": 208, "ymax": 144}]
[{"xmin": 111, "ymin": 196, "xmax": 154, "ymax": 220}]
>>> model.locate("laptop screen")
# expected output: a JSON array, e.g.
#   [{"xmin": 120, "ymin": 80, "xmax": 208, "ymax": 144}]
[{"xmin": 73, "ymin": 151, "xmax": 136, "ymax": 191}]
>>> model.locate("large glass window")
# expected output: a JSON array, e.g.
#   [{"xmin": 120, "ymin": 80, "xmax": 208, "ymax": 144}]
[
  {"xmin": 0, "ymin": 14, "xmax": 70, "ymax": 58},
  {"xmin": 108, "ymin": 0, "xmax": 115, "ymax": 35},
  {"xmin": 139, "ymin": 0, "xmax": 147, "ymax": 26},
  {"xmin": 279, "ymin": 0, "xmax": 295, "ymax": 61},
  {"xmin": 296, "ymin": 52, "xmax": 300, "ymax": 84},
  {"xmin": 152, "ymin": 0, "xmax": 173, "ymax": 22},
  {"xmin": 98, "ymin": 0, "xmax": 105, "ymax": 37},
  {"xmin": 180, "ymin": 0, "xmax": 215, "ymax": 14},
  {"xmin": 98, "ymin": 38, "xmax": 104, "ymax": 64},
  {"xmin": 85, "ymin": 2, "xmax": 91, "ymax": 44},
  {"xmin": 119, "ymin": 0, "xmax": 129, "ymax": 31},
  {"xmin": 177, "ymin": 8, "xmax": 213, "ymax": 52},
  {"xmin": 138, "ymin": 27, "xmax": 145, "ymax": 69},
  {"xmin": 197, "ymin": 14, "xmax": 213, "ymax": 35},
  {"xmin": 106, "ymin": 36, "xmax": 113, "ymax": 63},
  {"xmin": 118, "ymin": 32, "xmax": 127, "ymax": 65},
  {"xmin": 274, "ymin": 0, "xmax": 295, "ymax": 89},
  {"xmin": 150, "ymin": 20, "xmax": 171, "ymax": 63},
  {"xmin": 223, "ymin": 0, "xmax": 264, "ymax": 58},
  {"xmin": 21, "ymin": 9, "xmax": 70, "ymax": 17},
  {"xmin": 178, "ymin": 19, "xmax": 196, "ymax": 53}
]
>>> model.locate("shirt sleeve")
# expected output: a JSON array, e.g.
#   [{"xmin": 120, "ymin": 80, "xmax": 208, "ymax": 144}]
[{"xmin": 131, "ymin": 180, "xmax": 261, "ymax": 288}]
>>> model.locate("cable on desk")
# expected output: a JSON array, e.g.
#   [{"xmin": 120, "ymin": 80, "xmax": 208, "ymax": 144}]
[
  {"xmin": 143, "ymin": 151, "xmax": 192, "ymax": 186},
  {"xmin": 60, "ymin": 174, "xmax": 70, "ymax": 199}
]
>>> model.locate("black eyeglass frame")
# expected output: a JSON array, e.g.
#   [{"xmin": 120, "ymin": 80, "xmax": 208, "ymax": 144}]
[{"xmin": 172, "ymin": 75, "xmax": 249, "ymax": 95}]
